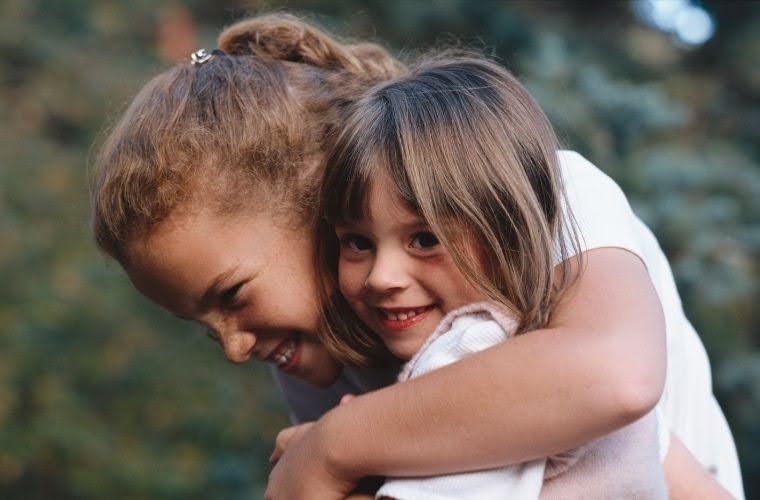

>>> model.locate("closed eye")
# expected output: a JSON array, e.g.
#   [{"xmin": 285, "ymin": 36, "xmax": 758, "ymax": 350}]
[{"xmin": 219, "ymin": 280, "xmax": 246, "ymax": 309}]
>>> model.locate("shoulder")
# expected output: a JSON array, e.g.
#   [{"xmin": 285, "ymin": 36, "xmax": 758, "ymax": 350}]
[
  {"xmin": 428, "ymin": 303, "xmax": 517, "ymax": 357},
  {"xmin": 555, "ymin": 150, "xmax": 644, "ymax": 261},
  {"xmin": 421, "ymin": 314, "xmax": 508, "ymax": 359},
  {"xmin": 401, "ymin": 305, "xmax": 516, "ymax": 380},
  {"xmin": 557, "ymin": 150, "xmax": 630, "ymax": 205}
]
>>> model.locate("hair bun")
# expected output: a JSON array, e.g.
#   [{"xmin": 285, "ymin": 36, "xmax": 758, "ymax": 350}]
[{"xmin": 217, "ymin": 14, "xmax": 404, "ymax": 82}]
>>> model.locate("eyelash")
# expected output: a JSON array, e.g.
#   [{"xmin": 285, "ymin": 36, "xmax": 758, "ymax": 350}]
[
  {"xmin": 338, "ymin": 231, "xmax": 440, "ymax": 254},
  {"xmin": 409, "ymin": 231, "xmax": 440, "ymax": 250},
  {"xmin": 339, "ymin": 234, "xmax": 373, "ymax": 252},
  {"xmin": 220, "ymin": 281, "xmax": 246, "ymax": 309}
]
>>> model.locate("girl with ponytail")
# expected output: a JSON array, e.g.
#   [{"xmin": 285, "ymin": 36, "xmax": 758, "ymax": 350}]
[{"xmin": 91, "ymin": 13, "xmax": 742, "ymax": 499}]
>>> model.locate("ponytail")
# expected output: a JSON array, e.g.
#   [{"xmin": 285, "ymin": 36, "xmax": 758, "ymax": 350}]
[{"xmin": 218, "ymin": 14, "xmax": 404, "ymax": 83}]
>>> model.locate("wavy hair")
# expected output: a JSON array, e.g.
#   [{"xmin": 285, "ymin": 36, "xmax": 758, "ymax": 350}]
[{"xmin": 91, "ymin": 13, "xmax": 404, "ymax": 263}]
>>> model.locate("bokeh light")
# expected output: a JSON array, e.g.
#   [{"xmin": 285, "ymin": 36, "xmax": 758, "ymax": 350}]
[{"xmin": 633, "ymin": 0, "xmax": 715, "ymax": 46}]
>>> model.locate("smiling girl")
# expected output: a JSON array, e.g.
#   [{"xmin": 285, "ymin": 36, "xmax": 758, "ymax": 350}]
[
  {"xmin": 317, "ymin": 56, "xmax": 672, "ymax": 499},
  {"xmin": 90, "ymin": 14, "xmax": 742, "ymax": 499}
]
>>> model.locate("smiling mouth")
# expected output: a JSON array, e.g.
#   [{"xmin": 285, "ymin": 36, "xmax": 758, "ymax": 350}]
[
  {"xmin": 376, "ymin": 305, "xmax": 435, "ymax": 331},
  {"xmin": 267, "ymin": 334, "xmax": 301, "ymax": 371}
]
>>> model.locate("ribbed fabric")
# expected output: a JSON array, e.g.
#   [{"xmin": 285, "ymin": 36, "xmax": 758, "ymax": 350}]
[{"xmin": 378, "ymin": 303, "xmax": 667, "ymax": 500}]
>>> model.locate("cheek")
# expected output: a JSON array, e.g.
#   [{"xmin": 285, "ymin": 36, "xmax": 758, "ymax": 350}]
[
  {"xmin": 337, "ymin": 260, "xmax": 367, "ymax": 299},
  {"xmin": 423, "ymin": 258, "xmax": 483, "ymax": 302},
  {"xmin": 237, "ymin": 280, "xmax": 321, "ymax": 334}
]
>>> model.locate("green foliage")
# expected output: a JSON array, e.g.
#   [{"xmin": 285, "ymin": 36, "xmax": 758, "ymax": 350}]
[{"xmin": 1, "ymin": 0, "xmax": 757, "ymax": 498}]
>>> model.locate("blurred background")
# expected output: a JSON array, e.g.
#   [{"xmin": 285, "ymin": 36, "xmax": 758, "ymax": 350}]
[{"xmin": 0, "ymin": 0, "xmax": 758, "ymax": 498}]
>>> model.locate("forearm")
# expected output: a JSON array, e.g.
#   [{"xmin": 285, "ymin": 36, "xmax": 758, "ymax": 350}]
[
  {"xmin": 665, "ymin": 435, "xmax": 734, "ymax": 499},
  {"xmin": 321, "ymin": 329, "xmax": 657, "ymax": 479},
  {"xmin": 318, "ymin": 249, "xmax": 666, "ymax": 481}
]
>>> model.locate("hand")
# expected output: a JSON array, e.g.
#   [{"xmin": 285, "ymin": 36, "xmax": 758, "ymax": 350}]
[
  {"xmin": 267, "ymin": 391, "xmax": 354, "ymax": 463},
  {"xmin": 265, "ymin": 417, "xmax": 357, "ymax": 500},
  {"xmin": 269, "ymin": 422, "xmax": 314, "ymax": 464},
  {"xmin": 340, "ymin": 393, "xmax": 356, "ymax": 405}
]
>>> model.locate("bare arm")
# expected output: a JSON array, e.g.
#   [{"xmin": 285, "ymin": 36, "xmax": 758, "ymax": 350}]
[
  {"xmin": 265, "ymin": 248, "xmax": 667, "ymax": 498},
  {"xmin": 666, "ymin": 435, "xmax": 734, "ymax": 499},
  {"xmin": 322, "ymin": 248, "xmax": 666, "ymax": 477}
]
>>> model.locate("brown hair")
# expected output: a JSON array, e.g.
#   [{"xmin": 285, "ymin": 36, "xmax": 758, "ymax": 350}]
[
  {"xmin": 318, "ymin": 56, "xmax": 582, "ymax": 365},
  {"xmin": 91, "ymin": 13, "xmax": 404, "ymax": 263}
]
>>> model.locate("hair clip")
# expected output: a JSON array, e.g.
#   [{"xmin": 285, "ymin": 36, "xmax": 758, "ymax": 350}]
[{"xmin": 190, "ymin": 48, "xmax": 213, "ymax": 66}]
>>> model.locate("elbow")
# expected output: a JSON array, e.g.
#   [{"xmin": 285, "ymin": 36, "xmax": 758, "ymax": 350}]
[
  {"xmin": 607, "ymin": 340, "xmax": 666, "ymax": 423},
  {"xmin": 612, "ymin": 367, "xmax": 664, "ymax": 422},
  {"xmin": 592, "ymin": 325, "xmax": 666, "ymax": 424}
]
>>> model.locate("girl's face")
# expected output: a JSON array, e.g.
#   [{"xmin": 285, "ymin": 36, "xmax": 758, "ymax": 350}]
[
  {"xmin": 335, "ymin": 175, "xmax": 485, "ymax": 360},
  {"xmin": 124, "ymin": 208, "xmax": 341, "ymax": 388}
]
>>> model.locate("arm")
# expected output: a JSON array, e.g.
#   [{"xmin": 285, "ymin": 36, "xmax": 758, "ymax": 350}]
[
  {"xmin": 265, "ymin": 248, "xmax": 667, "ymax": 498},
  {"xmin": 323, "ymin": 248, "xmax": 666, "ymax": 477},
  {"xmin": 666, "ymin": 434, "xmax": 734, "ymax": 499}
]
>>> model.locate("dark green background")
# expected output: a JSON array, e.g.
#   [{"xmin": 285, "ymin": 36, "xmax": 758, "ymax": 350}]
[{"xmin": 1, "ymin": 1, "xmax": 758, "ymax": 498}]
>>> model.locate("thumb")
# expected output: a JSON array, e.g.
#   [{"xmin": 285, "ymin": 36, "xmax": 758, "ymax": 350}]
[{"xmin": 340, "ymin": 394, "xmax": 356, "ymax": 405}]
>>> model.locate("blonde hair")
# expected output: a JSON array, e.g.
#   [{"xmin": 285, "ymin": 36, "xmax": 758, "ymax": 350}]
[
  {"xmin": 91, "ymin": 13, "xmax": 404, "ymax": 263},
  {"xmin": 318, "ymin": 56, "xmax": 582, "ymax": 365}
]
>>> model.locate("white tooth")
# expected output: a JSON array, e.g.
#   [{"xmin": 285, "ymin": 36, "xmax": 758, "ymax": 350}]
[
  {"xmin": 279, "ymin": 342, "xmax": 295, "ymax": 365},
  {"xmin": 398, "ymin": 312, "xmax": 408, "ymax": 320},
  {"xmin": 407, "ymin": 310, "xmax": 417, "ymax": 318}
]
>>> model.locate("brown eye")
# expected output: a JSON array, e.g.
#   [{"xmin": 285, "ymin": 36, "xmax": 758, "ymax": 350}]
[
  {"xmin": 410, "ymin": 231, "xmax": 439, "ymax": 250},
  {"xmin": 341, "ymin": 234, "xmax": 374, "ymax": 252}
]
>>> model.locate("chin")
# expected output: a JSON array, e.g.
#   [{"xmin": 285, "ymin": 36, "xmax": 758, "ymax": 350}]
[{"xmin": 388, "ymin": 344, "xmax": 418, "ymax": 362}]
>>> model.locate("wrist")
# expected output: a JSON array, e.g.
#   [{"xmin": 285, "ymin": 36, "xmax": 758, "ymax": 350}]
[{"xmin": 317, "ymin": 401, "xmax": 367, "ymax": 482}]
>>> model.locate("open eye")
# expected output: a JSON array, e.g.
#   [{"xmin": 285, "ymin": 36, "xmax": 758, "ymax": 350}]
[
  {"xmin": 410, "ymin": 231, "xmax": 440, "ymax": 250},
  {"xmin": 340, "ymin": 234, "xmax": 374, "ymax": 253}
]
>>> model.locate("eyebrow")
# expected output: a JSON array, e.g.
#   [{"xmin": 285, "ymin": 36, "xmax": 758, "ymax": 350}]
[{"xmin": 199, "ymin": 266, "xmax": 241, "ymax": 309}]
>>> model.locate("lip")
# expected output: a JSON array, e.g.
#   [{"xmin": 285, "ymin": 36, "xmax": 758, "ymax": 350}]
[
  {"xmin": 376, "ymin": 305, "xmax": 435, "ymax": 332},
  {"xmin": 265, "ymin": 334, "xmax": 302, "ymax": 373}
]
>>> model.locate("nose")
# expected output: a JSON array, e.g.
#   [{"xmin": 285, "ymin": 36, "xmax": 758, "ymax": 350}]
[
  {"xmin": 363, "ymin": 246, "xmax": 409, "ymax": 295},
  {"xmin": 208, "ymin": 323, "xmax": 256, "ymax": 364}
]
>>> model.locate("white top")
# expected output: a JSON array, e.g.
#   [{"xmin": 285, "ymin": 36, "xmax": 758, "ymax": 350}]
[
  {"xmin": 377, "ymin": 305, "xmax": 546, "ymax": 500},
  {"xmin": 377, "ymin": 303, "xmax": 666, "ymax": 500},
  {"xmin": 556, "ymin": 150, "xmax": 743, "ymax": 499},
  {"xmin": 273, "ymin": 150, "xmax": 744, "ymax": 499}
]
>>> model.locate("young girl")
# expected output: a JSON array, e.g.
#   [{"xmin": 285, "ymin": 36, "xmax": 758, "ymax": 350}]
[
  {"xmin": 317, "ymin": 56, "xmax": 670, "ymax": 499},
  {"xmin": 90, "ymin": 14, "xmax": 741, "ymax": 499}
]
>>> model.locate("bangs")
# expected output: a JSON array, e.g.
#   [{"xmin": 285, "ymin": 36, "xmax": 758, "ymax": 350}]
[
  {"xmin": 317, "ymin": 56, "xmax": 580, "ymax": 366},
  {"xmin": 322, "ymin": 97, "xmax": 420, "ymax": 225}
]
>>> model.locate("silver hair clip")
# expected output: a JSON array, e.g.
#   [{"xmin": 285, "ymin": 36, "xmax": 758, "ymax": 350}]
[{"xmin": 190, "ymin": 48, "xmax": 213, "ymax": 66}]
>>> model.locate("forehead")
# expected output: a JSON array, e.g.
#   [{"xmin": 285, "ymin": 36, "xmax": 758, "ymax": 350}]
[
  {"xmin": 364, "ymin": 174, "xmax": 421, "ymax": 222},
  {"xmin": 122, "ymin": 208, "xmax": 306, "ymax": 315}
]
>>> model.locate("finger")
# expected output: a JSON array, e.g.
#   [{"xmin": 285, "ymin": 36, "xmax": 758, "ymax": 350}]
[
  {"xmin": 340, "ymin": 393, "xmax": 356, "ymax": 405},
  {"xmin": 269, "ymin": 427, "xmax": 296, "ymax": 463}
]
